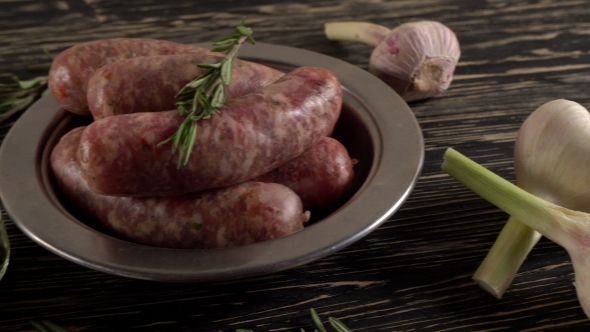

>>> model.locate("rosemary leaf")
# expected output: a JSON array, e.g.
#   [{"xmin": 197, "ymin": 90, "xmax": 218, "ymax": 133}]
[
  {"xmin": 185, "ymin": 71, "xmax": 213, "ymax": 89},
  {"xmin": 0, "ymin": 87, "xmax": 40, "ymax": 99},
  {"xmin": 214, "ymin": 34, "xmax": 241, "ymax": 45},
  {"xmin": 170, "ymin": 120, "xmax": 187, "ymax": 152},
  {"xmin": 236, "ymin": 25, "xmax": 253, "ymax": 36},
  {"xmin": 220, "ymin": 57, "xmax": 234, "ymax": 86},
  {"xmin": 329, "ymin": 317, "xmax": 353, "ymax": 332},
  {"xmin": 197, "ymin": 63, "xmax": 222, "ymax": 69},
  {"xmin": 184, "ymin": 122, "xmax": 198, "ymax": 165},
  {"xmin": 311, "ymin": 309, "xmax": 328, "ymax": 332},
  {"xmin": 40, "ymin": 320, "xmax": 69, "ymax": 332},
  {"xmin": 211, "ymin": 84, "xmax": 226, "ymax": 109},
  {"xmin": 30, "ymin": 320, "xmax": 51, "ymax": 332},
  {"xmin": 14, "ymin": 76, "xmax": 47, "ymax": 89},
  {"xmin": 30, "ymin": 320, "xmax": 68, "ymax": 332},
  {"xmin": 0, "ymin": 82, "xmax": 20, "ymax": 90},
  {"xmin": 211, "ymin": 45, "xmax": 234, "ymax": 53},
  {"xmin": 191, "ymin": 88, "xmax": 200, "ymax": 113},
  {"xmin": 0, "ymin": 52, "xmax": 49, "ymax": 124}
]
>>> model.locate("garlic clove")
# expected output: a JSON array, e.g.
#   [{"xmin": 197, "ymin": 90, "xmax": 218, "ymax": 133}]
[{"xmin": 369, "ymin": 21, "xmax": 461, "ymax": 102}]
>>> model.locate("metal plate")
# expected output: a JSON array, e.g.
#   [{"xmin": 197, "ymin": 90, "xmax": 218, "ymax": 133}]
[{"xmin": 0, "ymin": 42, "xmax": 424, "ymax": 282}]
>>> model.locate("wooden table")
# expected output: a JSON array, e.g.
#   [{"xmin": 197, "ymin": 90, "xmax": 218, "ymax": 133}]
[{"xmin": 2, "ymin": 0, "xmax": 590, "ymax": 330}]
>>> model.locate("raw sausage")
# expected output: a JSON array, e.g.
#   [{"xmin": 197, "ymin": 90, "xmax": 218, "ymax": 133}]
[
  {"xmin": 254, "ymin": 137, "xmax": 354, "ymax": 210},
  {"xmin": 79, "ymin": 66, "xmax": 342, "ymax": 197},
  {"xmin": 51, "ymin": 127, "xmax": 307, "ymax": 249},
  {"xmin": 78, "ymin": 66, "xmax": 343, "ymax": 197},
  {"xmin": 49, "ymin": 38, "xmax": 210, "ymax": 115},
  {"xmin": 87, "ymin": 54, "xmax": 284, "ymax": 119}
]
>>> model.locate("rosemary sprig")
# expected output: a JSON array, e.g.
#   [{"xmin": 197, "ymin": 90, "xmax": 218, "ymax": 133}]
[
  {"xmin": 32, "ymin": 308, "xmax": 353, "ymax": 332},
  {"xmin": 310, "ymin": 308, "xmax": 353, "ymax": 332},
  {"xmin": 30, "ymin": 320, "xmax": 69, "ymax": 332},
  {"xmin": 0, "ymin": 76, "xmax": 48, "ymax": 123},
  {"xmin": 0, "ymin": 48, "xmax": 53, "ymax": 123},
  {"xmin": 159, "ymin": 17, "xmax": 256, "ymax": 167}
]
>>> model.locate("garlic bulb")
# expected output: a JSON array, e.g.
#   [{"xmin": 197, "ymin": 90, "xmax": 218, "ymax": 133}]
[
  {"xmin": 514, "ymin": 100, "xmax": 590, "ymax": 212},
  {"xmin": 474, "ymin": 99, "xmax": 590, "ymax": 298},
  {"xmin": 325, "ymin": 20, "xmax": 461, "ymax": 102},
  {"xmin": 442, "ymin": 147, "xmax": 590, "ymax": 319}
]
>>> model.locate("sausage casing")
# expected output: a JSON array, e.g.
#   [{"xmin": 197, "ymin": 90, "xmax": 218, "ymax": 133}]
[
  {"xmin": 51, "ymin": 127, "xmax": 306, "ymax": 249},
  {"xmin": 78, "ymin": 66, "xmax": 343, "ymax": 197},
  {"xmin": 49, "ymin": 38, "xmax": 210, "ymax": 115},
  {"xmin": 87, "ymin": 54, "xmax": 284, "ymax": 119},
  {"xmin": 254, "ymin": 137, "xmax": 354, "ymax": 210}
]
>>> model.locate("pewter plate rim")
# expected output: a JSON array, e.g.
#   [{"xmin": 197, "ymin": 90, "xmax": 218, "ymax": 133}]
[{"xmin": 0, "ymin": 42, "xmax": 424, "ymax": 282}]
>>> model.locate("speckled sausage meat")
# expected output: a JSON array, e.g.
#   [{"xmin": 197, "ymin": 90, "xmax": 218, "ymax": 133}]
[
  {"xmin": 78, "ymin": 66, "xmax": 343, "ymax": 197},
  {"xmin": 48, "ymin": 38, "xmax": 210, "ymax": 115},
  {"xmin": 254, "ymin": 137, "xmax": 354, "ymax": 210},
  {"xmin": 87, "ymin": 54, "xmax": 284, "ymax": 119},
  {"xmin": 51, "ymin": 127, "xmax": 306, "ymax": 249}
]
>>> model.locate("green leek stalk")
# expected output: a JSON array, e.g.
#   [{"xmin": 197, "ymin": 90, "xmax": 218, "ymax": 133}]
[
  {"xmin": 442, "ymin": 148, "xmax": 590, "ymax": 318},
  {"xmin": 472, "ymin": 99, "xmax": 590, "ymax": 298},
  {"xmin": 324, "ymin": 21, "xmax": 391, "ymax": 46},
  {"xmin": 472, "ymin": 216, "xmax": 541, "ymax": 298}
]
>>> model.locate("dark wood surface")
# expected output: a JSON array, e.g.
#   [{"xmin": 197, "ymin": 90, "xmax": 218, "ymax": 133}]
[{"xmin": 2, "ymin": 0, "xmax": 590, "ymax": 330}]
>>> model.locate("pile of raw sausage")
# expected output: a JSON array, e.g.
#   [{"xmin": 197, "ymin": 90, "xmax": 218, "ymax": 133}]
[{"xmin": 49, "ymin": 38, "xmax": 355, "ymax": 249}]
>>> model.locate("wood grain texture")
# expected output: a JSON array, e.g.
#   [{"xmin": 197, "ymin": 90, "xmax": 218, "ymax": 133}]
[{"xmin": 2, "ymin": 0, "xmax": 590, "ymax": 330}]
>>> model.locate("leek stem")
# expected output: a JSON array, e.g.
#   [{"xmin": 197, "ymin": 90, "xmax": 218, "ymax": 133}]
[
  {"xmin": 441, "ymin": 148, "xmax": 571, "ymax": 248},
  {"xmin": 324, "ymin": 22, "xmax": 390, "ymax": 46},
  {"xmin": 472, "ymin": 216, "xmax": 541, "ymax": 298},
  {"xmin": 442, "ymin": 147, "xmax": 590, "ymax": 318}
]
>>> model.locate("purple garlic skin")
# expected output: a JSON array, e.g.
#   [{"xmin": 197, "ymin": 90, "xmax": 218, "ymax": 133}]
[{"xmin": 369, "ymin": 21, "xmax": 460, "ymax": 102}]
